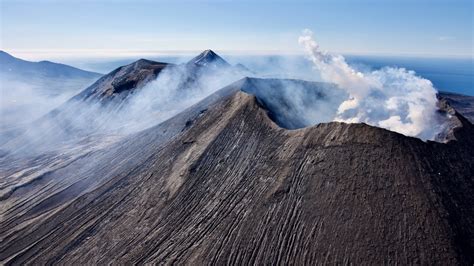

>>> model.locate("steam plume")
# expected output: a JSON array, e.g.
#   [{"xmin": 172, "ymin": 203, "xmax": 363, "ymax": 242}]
[{"xmin": 298, "ymin": 29, "xmax": 442, "ymax": 140}]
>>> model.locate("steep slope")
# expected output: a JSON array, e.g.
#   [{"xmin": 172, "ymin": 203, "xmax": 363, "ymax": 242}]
[{"xmin": 0, "ymin": 79, "xmax": 473, "ymax": 264}]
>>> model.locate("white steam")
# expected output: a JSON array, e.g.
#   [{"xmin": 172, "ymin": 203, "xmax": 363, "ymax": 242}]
[
  {"xmin": 0, "ymin": 77, "xmax": 95, "ymax": 128},
  {"xmin": 0, "ymin": 63, "xmax": 246, "ymax": 155},
  {"xmin": 115, "ymin": 64, "xmax": 243, "ymax": 133},
  {"xmin": 298, "ymin": 29, "xmax": 441, "ymax": 140}
]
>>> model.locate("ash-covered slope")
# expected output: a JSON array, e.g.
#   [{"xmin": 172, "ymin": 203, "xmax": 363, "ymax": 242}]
[{"xmin": 1, "ymin": 78, "xmax": 473, "ymax": 265}]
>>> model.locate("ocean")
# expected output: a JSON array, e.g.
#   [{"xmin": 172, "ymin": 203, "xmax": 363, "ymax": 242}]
[{"xmin": 345, "ymin": 56, "xmax": 473, "ymax": 96}]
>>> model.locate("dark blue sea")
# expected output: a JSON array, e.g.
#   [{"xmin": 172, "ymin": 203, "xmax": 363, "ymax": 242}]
[{"xmin": 346, "ymin": 56, "xmax": 474, "ymax": 96}]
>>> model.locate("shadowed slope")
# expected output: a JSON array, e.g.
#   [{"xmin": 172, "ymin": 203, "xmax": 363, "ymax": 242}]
[
  {"xmin": 438, "ymin": 92, "xmax": 474, "ymax": 123},
  {"xmin": 72, "ymin": 59, "xmax": 169, "ymax": 104},
  {"xmin": 0, "ymin": 79, "xmax": 473, "ymax": 264}
]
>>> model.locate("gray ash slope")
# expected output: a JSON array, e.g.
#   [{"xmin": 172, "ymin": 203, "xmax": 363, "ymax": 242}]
[{"xmin": 0, "ymin": 77, "xmax": 473, "ymax": 264}]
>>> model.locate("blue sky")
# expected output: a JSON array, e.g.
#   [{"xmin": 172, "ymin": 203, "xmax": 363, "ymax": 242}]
[{"xmin": 0, "ymin": 0, "xmax": 472, "ymax": 59}]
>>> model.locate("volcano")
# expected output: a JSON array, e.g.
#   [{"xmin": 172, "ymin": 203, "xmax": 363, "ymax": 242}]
[
  {"xmin": 187, "ymin": 49, "xmax": 231, "ymax": 67},
  {"xmin": 0, "ymin": 76, "xmax": 473, "ymax": 264}
]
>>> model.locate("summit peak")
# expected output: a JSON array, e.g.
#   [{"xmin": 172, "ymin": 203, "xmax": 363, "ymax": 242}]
[{"xmin": 187, "ymin": 49, "xmax": 230, "ymax": 67}]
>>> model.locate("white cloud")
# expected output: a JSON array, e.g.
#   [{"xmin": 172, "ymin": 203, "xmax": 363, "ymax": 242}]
[
  {"xmin": 299, "ymin": 29, "xmax": 443, "ymax": 140},
  {"xmin": 437, "ymin": 36, "xmax": 455, "ymax": 41}
]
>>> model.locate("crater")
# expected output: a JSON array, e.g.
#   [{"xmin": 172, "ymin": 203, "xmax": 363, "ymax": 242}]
[{"xmin": 233, "ymin": 77, "xmax": 468, "ymax": 143}]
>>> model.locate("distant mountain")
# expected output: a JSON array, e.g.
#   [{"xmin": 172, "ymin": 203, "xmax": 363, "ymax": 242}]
[
  {"xmin": 187, "ymin": 49, "xmax": 230, "ymax": 67},
  {"xmin": 186, "ymin": 50, "xmax": 253, "ymax": 76},
  {"xmin": 0, "ymin": 50, "xmax": 101, "ymax": 80},
  {"xmin": 0, "ymin": 51, "xmax": 103, "ymax": 127}
]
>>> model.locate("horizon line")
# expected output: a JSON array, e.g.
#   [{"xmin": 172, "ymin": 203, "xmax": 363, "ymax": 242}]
[{"xmin": 2, "ymin": 48, "xmax": 473, "ymax": 61}]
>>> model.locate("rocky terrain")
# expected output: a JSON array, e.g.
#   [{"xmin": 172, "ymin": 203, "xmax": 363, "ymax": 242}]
[{"xmin": 0, "ymin": 76, "xmax": 473, "ymax": 264}]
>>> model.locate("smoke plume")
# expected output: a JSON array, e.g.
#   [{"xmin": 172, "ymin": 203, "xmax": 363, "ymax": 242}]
[{"xmin": 298, "ymin": 29, "xmax": 442, "ymax": 140}]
